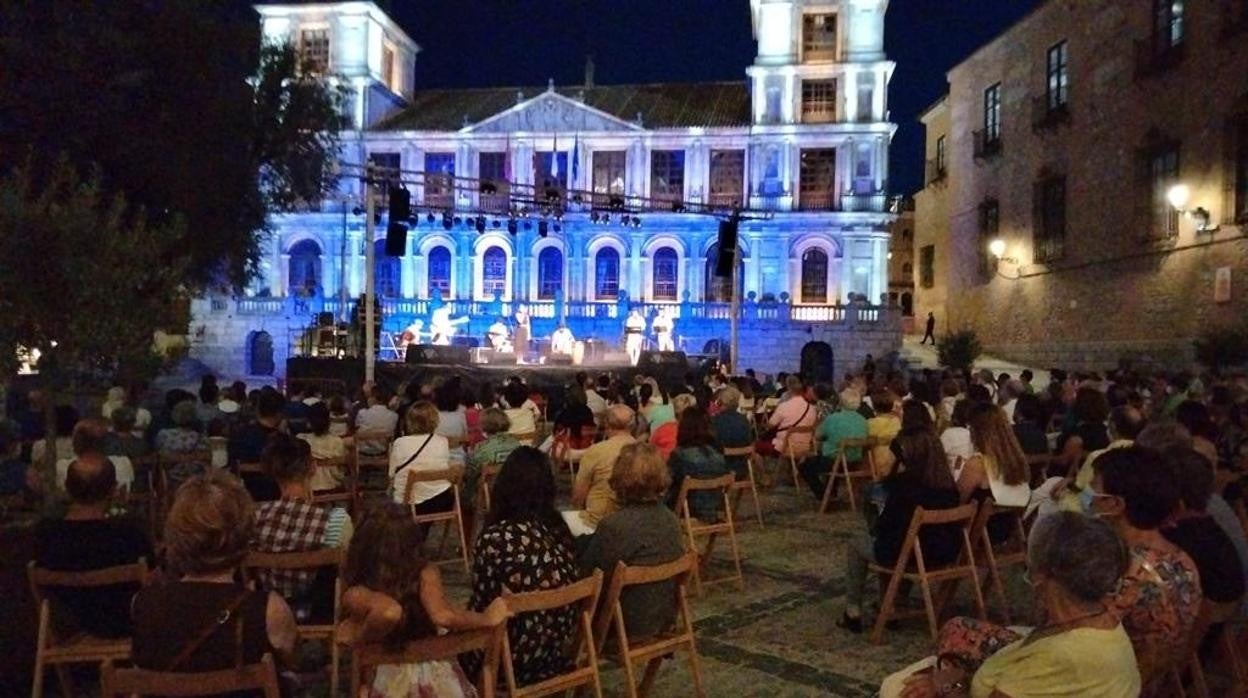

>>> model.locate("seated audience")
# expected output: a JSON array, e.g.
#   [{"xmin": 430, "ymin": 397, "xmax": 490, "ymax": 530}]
[
  {"xmin": 354, "ymin": 386, "xmax": 398, "ymax": 448},
  {"xmin": 888, "ymin": 512, "xmax": 1139, "ymax": 698},
  {"xmin": 801, "ymin": 388, "xmax": 869, "ymax": 500},
  {"xmin": 1160, "ymin": 447, "xmax": 1245, "ymax": 605},
  {"xmin": 866, "ymin": 390, "xmax": 902, "ymax": 473},
  {"xmin": 326, "ymin": 395, "xmax": 350, "ymax": 437},
  {"xmin": 759, "ymin": 376, "xmax": 816, "ymax": 457},
  {"xmin": 389, "ymin": 401, "xmax": 454, "ymax": 516},
  {"xmin": 252, "ymin": 434, "xmax": 352, "ymax": 620},
  {"xmin": 666, "ymin": 406, "xmax": 730, "ymax": 521},
  {"xmin": 31, "ymin": 404, "xmax": 78, "ymax": 464},
  {"xmin": 228, "ymin": 387, "xmax": 286, "ymax": 501},
  {"xmin": 554, "ymin": 385, "xmax": 597, "ymax": 447},
  {"xmin": 712, "ymin": 386, "xmax": 755, "ymax": 479},
  {"xmin": 940, "ymin": 399, "xmax": 975, "ymax": 480},
  {"xmin": 466, "ymin": 408, "xmax": 520, "ymax": 510},
  {"xmin": 34, "ymin": 453, "xmax": 152, "ymax": 638},
  {"xmin": 839, "ymin": 430, "xmax": 960, "ymax": 633},
  {"xmin": 650, "ymin": 393, "xmax": 696, "ymax": 460},
  {"xmin": 56, "ymin": 417, "xmax": 135, "ymax": 493},
  {"xmin": 503, "ymin": 382, "xmax": 538, "ymax": 443},
  {"xmin": 1056, "ymin": 386, "xmax": 1111, "ymax": 473},
  {"xmin": 1174, "ymin": 400, "xmax": 1220, "ymax": 467},
  {"xmin": 563, "ymin": 404, "xmax": 636, "ymax": 538},
  {"xmin": 155, "ymin": 401, "xmax": 210, "ymax": 490},
  {"xmin": 103, "ymin": 406, "xmax": 150, "ymax": 462},
  {"xmin": 434, "ymin": 379, "xmax": 468, "ymax": 465},
  {"xmin": 958, "ymin": 404, "xmax": 1030, "ymax": 509},
  {"xmin": 1009, "ymin": 393, "xmax": 1049, "ymax": 457},
  {"xmin": 581, "ymin": 442, "xmax": 685, "ymax": 637},
  {"xmin": 339, "ymin": 503, "xmax": 510, "ymax": 696},
  {"xmin": 297, "ymin": 402, "xmax": 347, "ymax": 492},
  {"xmin": 466, "ymin": 447, "xmax": 579, "ymax": 686},
  {"xmin": 132, "ymin": 471, "xmax": 298, "ymax": 673}
]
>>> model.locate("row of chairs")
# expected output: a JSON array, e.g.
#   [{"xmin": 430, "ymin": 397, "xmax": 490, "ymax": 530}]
[{"xmin": 31, "ymin": 550, "xmax": 707, "ymax": 698}]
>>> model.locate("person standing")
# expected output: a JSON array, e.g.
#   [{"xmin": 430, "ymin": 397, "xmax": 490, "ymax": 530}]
[
  {"xmin": 624, "ymin": 309, "xmax": 646, "ymax": 366},
  {"xmin": 513, "ymin": 306, "xmax": 531, "ymax": 361},
  {"xmin": 921, "ymin": 311, "xmax": 937, "ymax": 345},
  {"xmin": 652, "ymin": 308, "xmax": 675, "ymax": 352}
]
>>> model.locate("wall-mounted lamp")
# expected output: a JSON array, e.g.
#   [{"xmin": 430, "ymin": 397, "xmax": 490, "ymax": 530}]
[
  {"xmin": 1167, "ymin": 184, "xmax": 1218, "ymax": 233},
  {"xmin": 988, "ymin": 238, "xmax": 1018, "ymax": 265}
]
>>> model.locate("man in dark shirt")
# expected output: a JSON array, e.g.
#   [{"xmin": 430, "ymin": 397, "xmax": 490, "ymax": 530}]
[
  {"xmin": 1162, "ymin": 447, "xmax": 1247, "ymax": 605},
  {"xmin": 33, "ymin": 452, "xmax": 151, "ymax": 638},
  {"xmin": 711, "ymin": 386, "xmax": 754, "ymax": 479},
  {"xmin": 227, "ymin": 388, "xmax": 284, "ymax": 501}
]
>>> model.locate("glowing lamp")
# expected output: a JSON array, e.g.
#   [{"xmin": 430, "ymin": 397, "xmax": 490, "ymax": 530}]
[
  {"xmin": 988, "ymin": 238, "xmax": 1007, "ymax": 259},
  {"xmin": 1166, "ymin": 184, "xmax": 1191, "ymax": 211}
]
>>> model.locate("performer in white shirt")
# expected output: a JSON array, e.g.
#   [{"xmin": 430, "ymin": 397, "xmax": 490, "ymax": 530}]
[
  {"xmin": 429, "ymin": 307, "xmax": 461, "ymax": 346},
  {"xmin": 550, "ymin": 323, "xmax": 575, "ymax": 355},
  {"xmin": 652, "ymin": 308, "xmax": 675, "ymax": 352},
  {"xmin": 487, "ymin": 317, "xmax": 510, "ymax": 351},
  {"xmin": 513, "ymin": 306, "xmax": 531, "ymax": 361},
  {"xmin": 624, "ymin": 309, "xmax": 646, "ymax": 366},
  {"xmin": 399, "ymin": 319, "xmax": 424, "ymax": 351}
]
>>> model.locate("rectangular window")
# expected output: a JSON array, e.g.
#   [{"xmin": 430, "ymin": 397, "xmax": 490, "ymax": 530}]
[
  {"xmin": 709, "ymin": 150, "xmax": 745, "ymax": 207},
  {"xmin": 802, "ymin": 13, "xmax": 837, "ymax": 60},
  {"xmin": 1155, "ymin": 0, "xmax": 1184, "ymax": 49},
  {"xmin": 983, "ymin": 83, "xmax": 1002, "ymax": 142},
  {"xmin": 424, "ymin": 153, "xmax": 456, "ymax": 206},
  {"xmin": 1236, "ymin": 118, "xmax": 1248, "ymax": 222},
  {"xmin": 1046, "ymin": 41, "xmax": 1069, "ymax": 110},
  {"xmin": 801, "ymin": 79, "xmax": 838, "ymax": 123},
  {"xmin": 977, "ymin": 199, "xmax": 999, "ymax": 281},
  {"xmin": 650, "ymin": 150, "xmax": 685, "ymax": 203},
  {"xmin": 533, "ymin": 151, "xmax": 568, "ymax": 191},
  {"xmin": 936, "ymin": 135, "xmax": 947, "ymax": 174},
  {"xmin": 1147, "ymin": 144, "xmax": 1180, "ymax": 237},
  {"xmin": 1034, "ymin": 176, "xmax": 1067, "ymax": 263},
  {"xmin": 367, "ymin": 152, "xmax": 401, "ymax": 186},
  {"xmin": 919, "ymin": 245, "xmax": 935, "ymax": 289},
  {"xmin": 299, "ymin": 28, "xmax": 330, "ymax": 74},
  {"xmin": 591, "ymin": 151, "xmax": 626, "ymax": 198},
  {"xmin": 478, "ymin": 152, "xmax": 508, "ymax": 211},
  {"xmin": 799, "ymin": 148, "xmax": 837, "ymax": 211},
  {"xmin": 381, "ymin": 43, "xmax": 396, "ymax": 90}
]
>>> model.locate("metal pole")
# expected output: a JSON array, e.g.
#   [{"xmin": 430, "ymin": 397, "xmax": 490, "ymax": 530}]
[
  {"xmin": 729, "ymin": 241, "xmax": 741, "ymax": 374},
  {"xmin": 363, "ymin": 168, "xmax": 376, "ymax": 384},
  {"xmin": 339, "ymin": 199, "xmax": 349, "ymax": 327}
]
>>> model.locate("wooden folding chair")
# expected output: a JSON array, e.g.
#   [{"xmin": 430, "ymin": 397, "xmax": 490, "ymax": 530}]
[
  {"xmin": 867, "ymin": 502, "xmax": 986, "ymax": 645},
  {"xmin": 310, "ymin": 456, "xmax": 357, "ymax": 515},
  {"xmin": 242, "ymin": 547, "xmax": 345, "ymax": 695},
  {"xmin": 723, "ymin": 445, "xmax": 764, "ymax": 527},
  {"xmin": 968, "ymin": 498, "xmax": 1029, "ymax": 624},
  {"xmin": 1169, "ymin": 599, "xmax": 1246, "ymax": 698},
  {"xmin": 101, "ymin": 653, "xmax": 282, "ymax": 698},
  {"xmin": 27, "ymin": 559, "xmax": 149, "ymax": 698},
  {"xmin": 353, "ymin": 428, "xmax": 395, "ymax": 510},
  {"xmin": 155, "ymin": 450, "xmax": 213, "ymax": 526},
  {"xmin": 403, "ymin": 466, "xmax": 470, "ymax": 573},
  {"xmin": 592, "ymin": 554, "xmax": 704, "ymax": 698},
  {"xmin": 820, "ymin": 437, "xmax": 875, "ymax": 513},
  {"xmin": 782, "ymin": 425, "xmax": 815, "ymax": 488},
  {"xmin": 128, "ymin": 454, "xmax": 161, "ymax": 541},
  {"xmin": 478, "ymin": 459, "xmax": 503, "ymax": 514},
  {"xmin": 501, "ymin": 570, "xmax": 604, "ymax": 697},
  {"xmin": 676, "ymin": 474, "xmax": 744, "ymax": 595},
  {"xmin": 348, "ymin": 624, "xmax": 504, "ymax": 698}
]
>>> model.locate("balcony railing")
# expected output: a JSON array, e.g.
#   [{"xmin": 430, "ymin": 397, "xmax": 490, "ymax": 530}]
[
  {"xmin": 802, "ymin": 42, "xmax": 837, "ymax": 62},
  {"xmin": 973, "ymin": 129, "xmax": 1003, "ymax": 159},
  {"xmin": 797, "ymin": 191, "xmax": 836, "ymax": 212},
  {"xmin": 841, "ymin": 192, "xmax": 889, "ymax": 213},
  {"xmin": 801, "ymin": 104, "xmax": 837, "ymax": 124},
  {"xmin": 423, "ymin": 191, "xmax": 454, "ymax": 209},
  {"xmin": 1031, "ymin": 95, "xmax": 1071, "ymax": 131},
  {"xmin": 1135, "ymin": 37, "xmax": 1184, "ymax": 78},
  {"xmin": 708, "ymin": 191, "xmax": 744, "ymax": 209},
  {"xmin": 924, "ymin": 159, "xmax": 947, "ymax": 186}
]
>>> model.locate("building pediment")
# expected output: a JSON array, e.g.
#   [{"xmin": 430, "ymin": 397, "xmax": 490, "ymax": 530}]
[{"xmin": 464, "ymin": 91, "xmax": 643, "ymax": 134}]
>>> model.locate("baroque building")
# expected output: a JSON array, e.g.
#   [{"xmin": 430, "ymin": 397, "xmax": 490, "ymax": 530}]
[
  {"xmin": 191, "ymin": 0, "xmax": 901, "ymax": 378},
  {"xmin": 914, "ymin": 0, "xmax": 1248, "ymax": 370}
]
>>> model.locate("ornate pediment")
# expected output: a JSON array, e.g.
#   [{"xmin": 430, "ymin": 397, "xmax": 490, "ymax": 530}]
[{"xmin": 465, "ymin": 91, "xmax": 642, "ymax": 134}]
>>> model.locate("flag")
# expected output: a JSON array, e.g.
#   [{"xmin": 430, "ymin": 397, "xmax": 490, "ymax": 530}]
[
  {"xmin": 571, "ymin": 132, "xmax": 580, "ymax": 188},
  {"xmin": 503, "ymin": 133, "xmax": 511, "ymax": 182},
  {"xmin": 551, "ymin": 131, "xmax": 559, "ymax": 179}
]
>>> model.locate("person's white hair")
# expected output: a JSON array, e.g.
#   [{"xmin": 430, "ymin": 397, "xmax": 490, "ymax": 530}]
[{"xmin": 839, "ymin": 388, "xmax": 861, "ymax": 410}]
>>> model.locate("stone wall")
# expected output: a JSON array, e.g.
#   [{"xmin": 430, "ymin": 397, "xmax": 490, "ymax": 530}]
[{"xmin": 735, "ymin": 310, "xmax": 903, "ymax": 379}]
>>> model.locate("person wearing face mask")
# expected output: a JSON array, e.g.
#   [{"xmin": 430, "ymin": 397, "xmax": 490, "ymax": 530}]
[{"xmin": 883, "ymin": 512, "xmax": 1140, "ymax": 698}]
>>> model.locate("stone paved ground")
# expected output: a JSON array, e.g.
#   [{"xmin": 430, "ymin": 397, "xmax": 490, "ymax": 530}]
[{"xmin": 432, "ymin": 480, "xmax": 1024, "ymax": 698}]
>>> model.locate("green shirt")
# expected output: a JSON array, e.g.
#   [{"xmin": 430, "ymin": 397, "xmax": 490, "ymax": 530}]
[{"xmin": 816, "ymin": 409, "xmax": 869, "ymax": 459}]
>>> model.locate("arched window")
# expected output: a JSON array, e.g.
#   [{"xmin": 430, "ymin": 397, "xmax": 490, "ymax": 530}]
[
  {"xmin": 288, "ymin": 240, "xmax": 321, "ymax": 297},
  {"xmin": 900, "ymin": 292, "xmax": 914, "ymax": 316},
  {"xmin": 800, "ymin": 248, "xmax": 829, "ymax": 303},
  {"xmin": 594, "ymin": 248, "xmax": 620, "ymax": 300},
  {"xmin": 427, "ymin": 246, "xmax": 451, "ymax": 297},
  {"xmin": 704, "ymin": 244, "xmax": 742, "ymax": 303},
  {"xmin": 537, "ymin": 247, "xmax": 563, "ymax": 300},
  {"xmin": 373, "ymin": 239, "xmax": 400, "ymax": 298},
  {"xmin": 652, "ymin": 247, "xmax": 678, "ymax": 301},
  {"xmin": 482, "ymin": 246, "xmax": 507, "ymax": 297},
  {"xmin": 247, "ymin": 331, "xmax": 274, "ymax": 376}
]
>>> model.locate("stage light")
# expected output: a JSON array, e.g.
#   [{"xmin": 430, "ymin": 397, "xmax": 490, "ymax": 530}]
[
  {"xmin": 590, "ymin": 211, "xmax": 600, "ymax": 224},
  {"xmin": 426, "ymin": 213, "xmax": 436, "ymax": 224},
  {"xmin": 442, "ymin": 213, "xmax": 453, "ymax": 230},
  {"xmin": 492, "ymin": 219, "xmax": 501, "ymax": 229},
  {"xmin": 524, "ymin": 220, "xmax": 532, "ymax": 231},
  {"xmin": 619, "ymin": 215, "xmax": 629, "ymax": 227},
  {"xmin": 571, "ymin": 193, "xmax": 584, "ymax": 204},
  {"xmin": 631, "ymin": 216, "xmax": 642, "ymax": 228},
  {"xmin": 537, "ymin": 220, "xmax": 549, "ymax": 238},
  {"xmin": 507, "ymin": 219, "xmax": 518, "ymax": 235},
  {"xmin": 670, "ymin": 201, "xmax": 685, "ymax": 213},
  {"xmin": 602, "ymin": 213, "xmax": 611, "ymax": 225},
  {"xmin": 609, "ymin": 195, "xmax": 625, "ymax": 210},
  {"xmin": 351, "ymin": 206, "xmax": 364, "ymax": 216},
  {"xmin": 553, "ymin": 223, "xmax": 562, "ymax": 233},
  {"xmin": 453, "ymin": 216, "xmax": 463, "ymax": 226},
  {"xmin": 475, "ymin": 216, "xmax": 486, "ymax": 233}
]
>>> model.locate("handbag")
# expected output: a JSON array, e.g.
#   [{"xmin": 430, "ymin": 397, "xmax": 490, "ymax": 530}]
[{"xmin": 760, "ymin": 402, "xmax": 811, "ymax": 442}]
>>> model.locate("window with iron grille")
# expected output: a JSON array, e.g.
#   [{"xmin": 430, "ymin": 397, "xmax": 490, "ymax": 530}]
[
  {"xmin": 983, "ymin": 83, "xmax": 1002, "ymax": 143},
  {"xmin": 650, "ymin": 151, "xmax": 685, "ymax": 203},
  {"xmin": 709, "ymin": 150, "xmax": 744, "ymax": 206},
  {"xmin": 482, "ymin": 246, "xmax": 507, "ymax": 297},
  {"xmin": 595, "ymin": 248, "xmax": 620, "ymax": 299},
  {"xmin": 537, "ymin": 247, "xmax": 563, "ymax": 300},
  {"xmin": 368, "ymin": 152, "xmax": 401, "ymax": 187},
  {"xmin": 427, "ymin": 246, "xmax": 451, "ymax": 297},
  {"xmin": 801, "ymin": 79, "xmax": 837, "ymax": 122},
  {"xmin": 652, "ymin": 247, "xmax": 679, "ymax": 301},
  {"xmin": 374, "ymin": 239, "xmax": 400, "ymax": 298},
  {"xmin": 1146, "ymin": 143, "xmax": 1180, "ymax": 238},
  {"xmin": 800, "ymin": 249, "xmax": 829, "ymax": 303},
  {"xmin": 919, "ymin": 245, "xmax": 935, "ymax": 289},
  {"xmin": 802, "ymin": 13, "xmax": 837, "ymax": 59},
  {"xmin": 382, "ymin": 44, "xmax": 395, "ymax": 90},
  {"xmin": 977, "ymin": 199, "xmax": 999, "ymax": 281},
  {"xmin": 1154, "ymin": 0, "xmax": 1184, "ymax": 50},
  {"xmin": 1046, "ymin": 41, "xmax": 1069, "ymax": 111},
  {"xmin": 1034, "ymin": 176, "xmax": 1067, "ymax": 263},
  {"xmin": 799, "ymin": 148, "xmax": 837, "ymax": 211},
  {"xmin": 936, "ymin": 135, "xmax": 947, "ymax": 174},
  {"xmin": 299, "ymin": 28, "xmax": 330, "ymax": 73},
  {"xmin": 478, "ymin": 152, "xmax": 506, "ymax": 185},
  {"xmin": 424, "ymin": 153, "xmax": 456, "ymax": 201}
]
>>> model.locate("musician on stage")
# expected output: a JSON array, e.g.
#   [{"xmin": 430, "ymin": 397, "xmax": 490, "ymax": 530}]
[
  {"xmin": 624, "ymin": 309, "xmax": 646, "ymax": 366},
  {"xmin": 652, "ymin": 308, "xmax": 675, "ymax": 352},
  {"xmin": 550, "ymin": 322, "xmax": 575, "ymax": 356},
  {"xmin": 487, "ymin": 317, "xmax": 511, "ymax": 351},
  {"xmin": 513, "ymin": 306, "xmax": 531, "ymax": 361},
  {"xmin": 399, "ymin": 319, "xmax": 424, "ymax": 351},
  {"xmin": 429, "ymin": 307, "xmax": 460, "ymax": 346}
]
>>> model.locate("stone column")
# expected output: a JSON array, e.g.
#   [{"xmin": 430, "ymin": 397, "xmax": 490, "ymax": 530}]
[
  {"xmin": 457, "ymin": 233, "xmax": 474, "ymax": 301},
  {"xmin": 346, "ymin": 230, "xmax": 362, "ymax": 297},
  {"xmin": 279, "ymin": 253, "xmax": 291, "ymax": 297},
  {"xmin": 401, "ymin": 253, "xmax": 416, "ymax": 298},
  {"xmin": 844, "ymin": 68, "xmax": 858, "ymax": 124}
]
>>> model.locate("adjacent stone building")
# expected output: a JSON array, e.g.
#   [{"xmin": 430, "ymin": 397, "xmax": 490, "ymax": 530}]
[{"xmin": 914, "ymin": 0, "xmax": 1248, "ymax": 370}]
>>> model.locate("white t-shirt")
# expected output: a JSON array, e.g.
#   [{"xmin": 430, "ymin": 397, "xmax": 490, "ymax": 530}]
[
  {"xmin": 355, "ymin": 404, "xmax": 398, "ymax": 454},
  {"xmin": 389, "ymin": 433, "xmax": 451, "ymax": 505},
  {"xmin": 940, "ymin": 426, "xmax": 974, "ymax": 479},
  {"xmin": 585, "ymin": 390, "xmax": 608, "ymax": 418},
  {"xmin": 437, "ymin": 409, "xmax": 468, "ymax": 463},
  {"xmin": 506, "ymin": 407, "xmax": 537, "ymax": 442}
]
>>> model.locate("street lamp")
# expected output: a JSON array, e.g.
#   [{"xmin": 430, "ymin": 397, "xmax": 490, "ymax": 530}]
[
  {"xmin": 1166, "ymin": 183, "xmax": 1217, "ymax": 233},
  {"xmin": 988, "ymin": 238, "xmax": 1020, "ymax": 279}
]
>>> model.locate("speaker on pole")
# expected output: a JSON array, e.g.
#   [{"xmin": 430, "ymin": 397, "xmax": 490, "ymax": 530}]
[
  {"xmin": 384, "ymin": 221, "xmax": 407, "ymax": 256},
  {"xmin": 716, "ymin": 218, "xmax": 738, "ymax": 276},
  {"xmin": 388, "ymin": 186, "xmax": 411, "ymax": 220}
]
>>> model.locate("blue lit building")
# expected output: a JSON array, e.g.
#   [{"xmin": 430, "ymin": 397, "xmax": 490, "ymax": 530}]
[{"xmin": 189, "ymin": 0, "xmax": 903, "ymax": 378}]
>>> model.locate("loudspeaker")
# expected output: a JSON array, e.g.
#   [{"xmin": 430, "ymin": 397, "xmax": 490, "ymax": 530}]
[
  {"xmin": 405, "ymin": 344, "xmax": 471, "ymax": 365},
  {"xmin": 637, "ymin": 351, "xmax": 688, "ymax": 386},
  {"xmin": 384, "ymin": 222, "xmax": 407, "ymax": 256},
  {"xmin": 545, "ymin": 354, "xmax": 573, "ymax": 366},
  {"xmin": 388, "ymin": 186, "xmax": 411, "ymax": 221},
  {"xmin": 715, "ymin": 219, "xmax": 738, "ymax": 277}
]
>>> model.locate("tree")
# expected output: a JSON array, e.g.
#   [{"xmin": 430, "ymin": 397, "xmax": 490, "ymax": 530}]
[{"xmin": 0, "ymin": 0, "xmax": 347, "ymax": 290}]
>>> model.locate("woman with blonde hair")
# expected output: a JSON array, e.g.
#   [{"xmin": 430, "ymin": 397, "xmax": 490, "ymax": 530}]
[
  {"xmin": 958, "ymin": 402, "xmax": 1030, "ymax": 508},
  {"xmin": 389, "ymin": 401, "xmax": 453, "ymax": 516}
]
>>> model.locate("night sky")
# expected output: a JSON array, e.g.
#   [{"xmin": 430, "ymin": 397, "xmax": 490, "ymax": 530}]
[{"xmin": 377, "ymin": 0, "xmax": 1043, "ymax": 195}]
